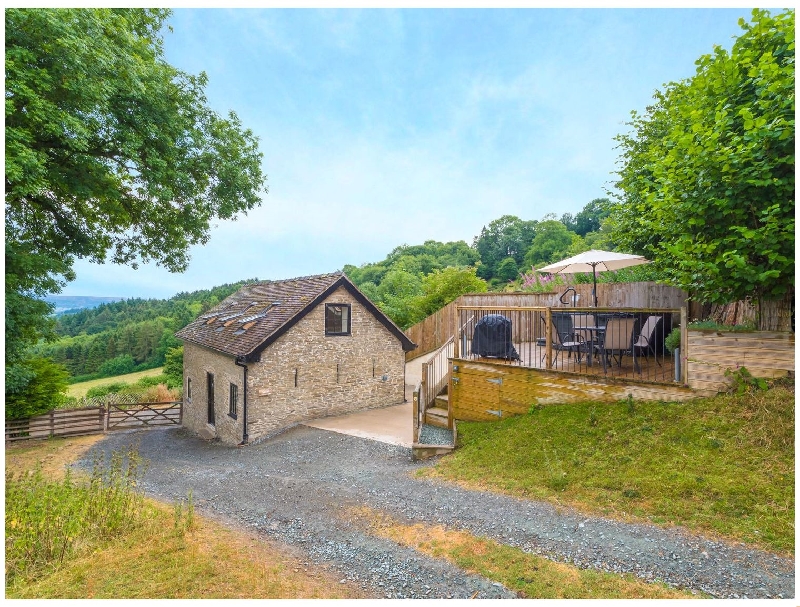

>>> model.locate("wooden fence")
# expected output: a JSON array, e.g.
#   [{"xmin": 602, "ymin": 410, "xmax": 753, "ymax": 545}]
[
  {"xmin": 406, "ymin": 282, "xmax": 694, "ymax": 360},
  {"xmin": 687, "ymin": 330, "xmax": 795, "ymax": 393},
  {"xmin": 5, "ymin": 400, "xmax": 183, "ymax": 442}
]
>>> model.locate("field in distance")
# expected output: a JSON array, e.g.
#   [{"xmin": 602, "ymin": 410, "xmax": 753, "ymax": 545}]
[{"xmin": 67, "ymin": 368, "xmax": 165, "ymax": 399}]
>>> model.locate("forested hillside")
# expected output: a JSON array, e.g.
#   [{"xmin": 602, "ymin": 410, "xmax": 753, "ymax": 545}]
[
  {"xmin": 39, "ymin": 197, "xmax": 654, "ymax": 383},
  {"xmin": 34, "ymin": 280, "xmax": 257, "ymax": 381}
]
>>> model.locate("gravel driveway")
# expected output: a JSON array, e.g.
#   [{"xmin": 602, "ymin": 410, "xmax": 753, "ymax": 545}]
[{"xmin": 80, "ymin": 426, "xmax": 794, "ymax": 599}]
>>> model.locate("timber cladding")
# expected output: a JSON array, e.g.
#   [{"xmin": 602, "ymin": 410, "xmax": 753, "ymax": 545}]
[
  {"xmin": 450, "ymin": 359, "xmax": 700, "ymax": 422},
  {"xmin": 687, "ymin": 330, "xmax": 794, "ymax": 393}
]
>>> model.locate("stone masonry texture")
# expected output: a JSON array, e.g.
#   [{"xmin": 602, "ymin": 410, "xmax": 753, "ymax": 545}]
[{"xmin": 183, "ymin": 286, "xmax": 406, "ymax": 445}]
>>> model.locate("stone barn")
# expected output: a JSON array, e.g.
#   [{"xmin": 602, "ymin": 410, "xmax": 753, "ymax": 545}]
[{"xmin": 175, "ymin": 272, "xmax": 416, "ymax": 445}]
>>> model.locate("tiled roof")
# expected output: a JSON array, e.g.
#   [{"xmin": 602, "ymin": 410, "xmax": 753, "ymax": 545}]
[{"xmin": 175, "ymin": 272, "xmax": 416, "ymax": 360}]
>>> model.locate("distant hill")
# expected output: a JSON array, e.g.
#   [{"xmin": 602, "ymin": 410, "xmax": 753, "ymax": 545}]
[{"xmin": 44, "ymin": 296, "xmax": 126, "ymax": 315}]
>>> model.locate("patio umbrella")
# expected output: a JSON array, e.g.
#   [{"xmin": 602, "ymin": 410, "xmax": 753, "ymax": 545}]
[{"xmin": 537, "ymin": 249, "xmax": 650, "ymax": 307}]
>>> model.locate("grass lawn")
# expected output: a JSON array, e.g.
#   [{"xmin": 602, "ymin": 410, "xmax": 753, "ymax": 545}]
[
  {"xmin": 67, "ymin": 367, "xmax": 165, "ymax": 399},
  {"xmin": 4, "ymin": 436, "xmax": 368, "ymax": 599},
  {"xmin": 420, "ymin": 382, "xmax": 794, "ymax": 555}
]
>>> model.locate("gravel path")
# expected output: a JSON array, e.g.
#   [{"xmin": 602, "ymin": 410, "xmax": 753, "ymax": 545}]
[{"xmin": 79, "ymin": 426, "xmax": 794, "ymax": 599}]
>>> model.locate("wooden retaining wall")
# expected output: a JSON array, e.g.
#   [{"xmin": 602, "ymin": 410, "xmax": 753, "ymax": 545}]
[
  {"xmin": 687, "ymin": 331, "xmax": 795, "ymax": 393},
  {"xmin": 405, "ymin": 282, "xmax": 694, "ymax": 361},
  {"xmin": 449, "ymin": 359, "xmax": 700, "ymax": 422}
]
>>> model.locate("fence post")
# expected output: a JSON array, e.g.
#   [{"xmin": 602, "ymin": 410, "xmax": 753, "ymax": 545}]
[
  {"xmin": 680, "ymin": 306, "xmax": 688, "ymax": 385},
  {"xmin": 545, "ymin": 307, "xmax": 553, "ymax": 369},
  {"xmin": 453, "ymin": 307, "xmax": 460, "ymax": 359},
  {"xmin": 412, "ymin": 386, "xmax": 420, "ymax": 441}
]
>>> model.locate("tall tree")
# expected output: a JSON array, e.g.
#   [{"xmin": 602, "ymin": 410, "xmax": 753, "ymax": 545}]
[
  {"xmin": 472, "ymin": 215, "xmax": 538, "ymax": 280},
  {"xmin": 609, "ymin": 9, "xmax": 794, "ymax": 328},
  {"xmin": 5, "ymin": 8, "xmax": 267, "ymax": 416},
  {"xmin": 573, "ymin": 198, "xmax": 613, "ymax": 237},
  {"xmin": 522, "ymin": 220, "xmax": 576, "ymax": 269}
]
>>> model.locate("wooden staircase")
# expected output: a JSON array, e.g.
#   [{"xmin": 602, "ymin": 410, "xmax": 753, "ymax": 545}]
[
  {"xmin": 424, "ymin": 391, "xmax": 449, "ymax": 428},
  {"xmin": 412, "ymin": 339, "xmax": 456, "ymax": 460}
]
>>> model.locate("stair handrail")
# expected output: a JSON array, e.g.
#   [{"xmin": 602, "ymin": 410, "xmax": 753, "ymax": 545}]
[{"xmin": 420, "ymin": 335, "xmax": 455, "ymax": 418}]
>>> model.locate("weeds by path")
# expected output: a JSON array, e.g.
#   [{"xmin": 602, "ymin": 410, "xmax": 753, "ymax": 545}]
[
  {"xmin": 5, "ymin": 437, "xmax": 369, "ymax": 599},
  {"xmin": 6, "ymin": 445, "xmax": 146, "ymax": 584}
]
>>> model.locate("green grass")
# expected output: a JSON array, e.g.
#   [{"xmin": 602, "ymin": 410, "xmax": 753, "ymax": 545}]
[
  {"xmin": 67, "ymin": 368, "xmax": 164, "ymax": 399},
  {"xmin": 422, "ymin": 382, "xmax": 794, "ymax": 554}
]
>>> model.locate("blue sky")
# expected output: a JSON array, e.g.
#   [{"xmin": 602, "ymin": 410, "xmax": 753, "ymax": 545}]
[{"xmin": 63, "ymin": 7, "xmax": 757, "ymax": 299}]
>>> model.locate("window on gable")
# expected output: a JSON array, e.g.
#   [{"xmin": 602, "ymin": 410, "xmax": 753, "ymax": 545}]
[
  {"xmin": 229, "ymin": 383, "xmax": 238, "ymax": 419},
  {"xmin": 325, "ymin": 303, "xmax": 351, "ymax": 336}
]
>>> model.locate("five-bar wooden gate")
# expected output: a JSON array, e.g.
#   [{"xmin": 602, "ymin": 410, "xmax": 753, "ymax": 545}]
[{"xmin": 5, "ymin": 400, "xmax": 183, "ymax": 442}]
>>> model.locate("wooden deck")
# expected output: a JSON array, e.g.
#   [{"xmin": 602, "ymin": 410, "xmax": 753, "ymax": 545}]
[{"xmin": 461, "ymin": 340, "xmax": 676, "ymax": 384}]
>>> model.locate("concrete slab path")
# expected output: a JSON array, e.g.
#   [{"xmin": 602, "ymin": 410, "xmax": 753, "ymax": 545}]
[{"xmin": 301, "ymin": 351, "xmax": 436, "ymax": 447}]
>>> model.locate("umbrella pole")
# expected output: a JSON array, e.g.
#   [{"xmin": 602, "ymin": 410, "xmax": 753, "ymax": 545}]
[{"xmin": 592, "ymin": 265, "xmax": 598, "ymax": 307}]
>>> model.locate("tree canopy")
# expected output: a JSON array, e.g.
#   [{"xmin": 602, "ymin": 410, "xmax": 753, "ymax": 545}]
[
  {"xmin": 609, "ymin": 9, "xmax": 794, "ymax": 312},
  {"xmin": 472, "ymin": 215, "xmax": 538, "ymax": 282},
  {"xmin": 5, "ymin": 8, "xmax": 267, "ymax": 417}
]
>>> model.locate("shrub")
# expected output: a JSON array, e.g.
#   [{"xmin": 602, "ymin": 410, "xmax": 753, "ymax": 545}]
[
  {"xmin": 687, "ymin": 319, "xmax": 757, "ymax": 331},
  {"xmin": 664, "ymin": 328, "xmax": 681, "ymax": 354},
  {"xmin": 98, "ymin": 354, "xmax": 136, "ymax": 377},
  {"xmin": 85, "ymin": 383, "xmax": 128, "ymax": 399}
]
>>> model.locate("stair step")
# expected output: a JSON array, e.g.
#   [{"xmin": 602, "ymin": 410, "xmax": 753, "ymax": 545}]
[
  {"xmin": 435, "ymin": 394, "xmax": 449, "ymax": 403},
  {"xmin": 424, "ymin": 406, "xmax": 449, "ymax": 429}
]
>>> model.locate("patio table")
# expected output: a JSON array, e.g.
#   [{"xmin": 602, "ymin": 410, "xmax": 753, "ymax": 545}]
[{"xmin": 575, "ymin": 326, "xmax": 605, "ymax": 366}]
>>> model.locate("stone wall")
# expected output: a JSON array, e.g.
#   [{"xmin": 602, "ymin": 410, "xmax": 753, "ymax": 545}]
[
  {"xmin": 246, "ymin": 286, "xmax": 406, "ymax": 442},
  {"xmin": 182, "ymin": 285, "xmax": 407, "ymax": 445},
  {"xmin": 182, "ymin": 342, "xmax": 245, "ymax": 445}
]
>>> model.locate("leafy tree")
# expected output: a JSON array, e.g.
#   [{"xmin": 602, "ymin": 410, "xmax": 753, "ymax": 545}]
[
  {"xmin": 609, "ymin": 9, "xmax": 794, "ymax": 325},
  {"xmin": 559, "ymin": 212, "xmax": 577, "ymax": 233},
  {"xmin": 5, "ymin": 357, "xmax": 70, "ymax": 420},
  {"xmin": 375, "ymin": 269, "xmax": 423, "ymax": 329},
  {"xmin": 98, "ymin": 354, "xmax": 136, "ymax": 377},
  {"xmin": 522, "ymin": 220, "xmax": 575, "ymax": 268},
  {"xmin": 573, "ymin": 198, "xmax": 613, "ymax": 237},
  {"xmin": 5, "ymin": 8, "xmax": 266, "ymax": 415},
  {"xmin": 472, "ymin": 215, "xmax": 538, "ymax": 281},
  {"xmin": 163, "ymin": 346, "xmax": 184, "ymax": 387},
  {"xmin": 409, "ymin": 267, "xmax": 488, "ymax": 324},
  {"xmin": 495, "ymin": 257, "xmax": 520, "ymax": 283}
]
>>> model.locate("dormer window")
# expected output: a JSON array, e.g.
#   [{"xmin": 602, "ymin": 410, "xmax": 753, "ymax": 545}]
[{"xmin": 325, "ymin": 303, "xmax": 351, "ymax": 336}]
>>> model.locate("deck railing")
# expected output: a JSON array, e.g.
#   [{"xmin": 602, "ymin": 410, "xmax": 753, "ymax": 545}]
[{"xmin": 455, "ymin": 306, "xmax": 686, "ymax": 385}]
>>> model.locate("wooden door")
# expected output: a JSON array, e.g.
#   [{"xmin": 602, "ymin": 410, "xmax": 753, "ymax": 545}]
[{"xmin": 207, "ymin": 372, "xmax": 215, "ymax": 425}]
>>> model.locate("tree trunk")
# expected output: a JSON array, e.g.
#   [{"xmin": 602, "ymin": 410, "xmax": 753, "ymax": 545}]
[
  {"xmin": 708, "ymin": 289, "xmax": 794, "ymax": 331},
  {"xmin": 710, "ymin": 298, "xmax": 757, "ymax": 327},
  {"xmin": 757, "ymin": 288, "xmax": 794, "ymax": 332}
]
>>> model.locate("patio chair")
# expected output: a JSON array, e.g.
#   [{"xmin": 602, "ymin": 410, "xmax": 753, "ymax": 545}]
[
  {"xmin": 570, "ymin": 312, "xmax": 597, "ymax": 345},
  {"xmin": 633, "ymin": 315, "xmax": 663, "ymax": 366},
  {"xmin": 540, "ymin": 314, "xmax": 590, "ymax": 368},
  {"xmin": 599, "ymin": 316, "xmax": 639, "ymax": 374}
]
